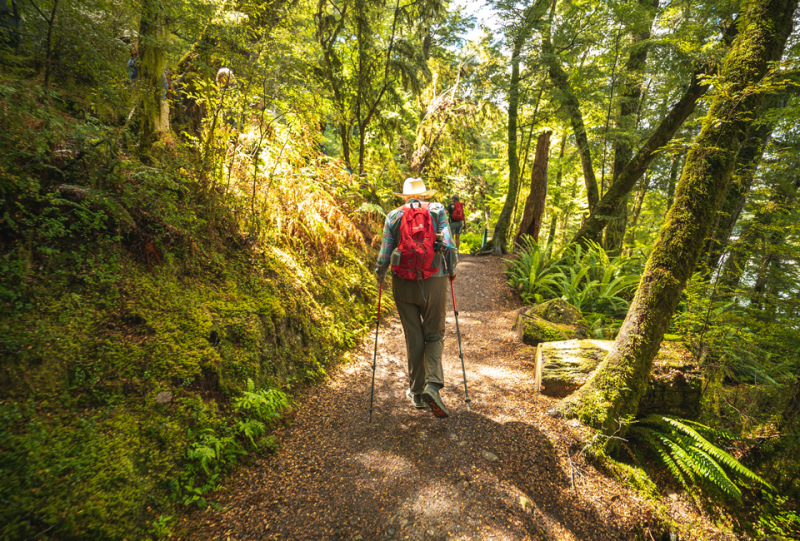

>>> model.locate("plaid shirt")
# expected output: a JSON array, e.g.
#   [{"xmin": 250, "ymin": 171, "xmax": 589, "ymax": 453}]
[{"xmin": 375, "ymin": 199, "xmax": 458, "ymax": 279}]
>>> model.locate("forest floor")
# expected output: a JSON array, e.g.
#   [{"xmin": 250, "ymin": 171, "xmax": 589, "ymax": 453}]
[{"xmin": 179, "ymin": 255, "xmax": 733, "ymax": 541}]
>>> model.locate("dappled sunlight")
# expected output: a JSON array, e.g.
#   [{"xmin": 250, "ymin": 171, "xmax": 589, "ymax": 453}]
[
  {"xmin": 352, "ymin": 450, "xmax": 415, "ymax": 477},
  {"xmin": 410, "ymin": 485, "xmax": 460, "ymax": 518}
]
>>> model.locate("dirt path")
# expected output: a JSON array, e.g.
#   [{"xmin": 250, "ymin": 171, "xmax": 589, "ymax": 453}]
[{"xmin": 182, "ymin": 255, "xmax": 657, "ymax": 540}]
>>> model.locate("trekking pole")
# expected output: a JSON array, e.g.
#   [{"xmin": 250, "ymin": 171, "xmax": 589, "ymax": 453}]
[
  {"xmin": 444, "ymin": 256, "xmax": 471, "ymax": 410},
  {"xmin": 369, "ymin": 281, "xmax": 383, "ymax": 423}
]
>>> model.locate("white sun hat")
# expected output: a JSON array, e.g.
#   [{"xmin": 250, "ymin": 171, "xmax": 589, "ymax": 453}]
[{"xmin": 393, "ymin": 177, "xmax": 437, "ymax": 198}]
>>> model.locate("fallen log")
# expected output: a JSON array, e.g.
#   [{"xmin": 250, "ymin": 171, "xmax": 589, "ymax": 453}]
[{"xmin": 524, "ymin": 339, "xmax": 701, "ymax": 418}]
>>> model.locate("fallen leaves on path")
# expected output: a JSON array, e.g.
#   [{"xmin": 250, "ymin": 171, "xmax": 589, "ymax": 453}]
[{"xmin": 179, "ymin": 255, "xmax": 730, "ymax": 541}]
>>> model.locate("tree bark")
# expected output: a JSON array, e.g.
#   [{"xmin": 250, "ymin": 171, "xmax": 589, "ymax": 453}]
[
  {"xmin": 603, "ymin": 0, "xmax": 659, "ymax": 253},
  {"xmin": 547, "ymin": 132, "xmax": 568, "ymax": 245},
  {"xmin": 137, "ymin": 0, "xmax": 168, "ymax": 148},
  {"xmin": 515, "ymin": 131, "xmax": 553, "ymax": 244},
  {"xmin": 556, "ymin": 0, "xmax": 798, "ymax": 436},
  {"xmin": 542, "ymin": 11, "xmax": 599, "ymax": 212}
]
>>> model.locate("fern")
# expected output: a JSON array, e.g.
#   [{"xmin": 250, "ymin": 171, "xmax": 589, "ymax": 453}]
[
  {"xmin": 503, "ymin": 236, "xmax": 564, "ymax": 304},
  {"xmin": 630, "ymin": 415, "xmax": 773, "ymax": 503}
]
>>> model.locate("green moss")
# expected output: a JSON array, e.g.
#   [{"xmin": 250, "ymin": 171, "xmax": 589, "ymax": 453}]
[
  {"xmin": 0, "ymin": 234, "xmax": 377, "ymax": 539},
  {"xmin": 517, "ymin": 314, "xmax": 572, "ymax": 345}
]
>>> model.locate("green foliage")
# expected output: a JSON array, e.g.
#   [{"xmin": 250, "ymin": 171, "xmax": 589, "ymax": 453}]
[
  {"xmin": 233, "ymin": 378, "xmax": 291, "ymax": 447},
  {"xmin": 671, "ymin": 272, "xmax": 796, "ymax": 385},
  {"xmin": 0, "ymin": 68, "xmax": 378, "ymax": 538},
  {"xmin": 178, "ymin": 381, "xmax": 289, "ymax": 508},
  {"xmin": 458, "ymin": 231, "xmax": 482, "ymax": 254},
  {"xmin": 752, "ymin": 493, "xmax": 800, "ymax": 538},
  {"xmin": 504, "ymin": 235, "xmax": 564, "ymax": 304},
  {"xmin": 556, "ymin": 241, "xmax": 641, "ymax": 316},
  {"xmin": 505, "ymin": 237, "xmax": 640, "ymax": 316},
  {"xmin": 628, "ymin": 415, "xmax": 773, "ymax": 504}
]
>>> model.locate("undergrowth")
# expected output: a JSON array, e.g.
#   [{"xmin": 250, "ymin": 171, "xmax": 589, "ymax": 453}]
[
  {"xmin": 0, "ymin": 78, "xmax": 382, "ymax": 540},
  {"xmin": 504, "ymin": 236, "xmax": 641, "ymax": 337}
]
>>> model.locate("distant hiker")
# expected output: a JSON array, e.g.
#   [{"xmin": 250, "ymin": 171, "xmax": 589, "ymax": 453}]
[
  {"xmin": 375, "ymin": 177, "xmax": 458, "ymax": 418},
  {"xmin": 216, "ymin": 67, "xmax": 234, "ymax": 88},
  {"xmin": 158, "ymin": 67, "xmax": 172, "ymax": 132},
  {"xmin": 127, "ymin": 42, "xmax": 139, "ymax": 84},
  {"xmin": 447, "ymin": 195, "xmax": 465, "ymax": 251},
  {"xmin": 216, "ymin": 67, "xmax": 242, "ymax": 131}
]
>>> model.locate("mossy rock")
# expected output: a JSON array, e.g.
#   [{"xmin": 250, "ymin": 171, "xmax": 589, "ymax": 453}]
[
  {"xmin": 536, "ymin": 340, "xmax": 610, "ymax": 396},
  {"xmin": 514, "ymin": 299, "xmax": 588, "ymax": 346},
  {"xmin": 535, "ymin": 339, "xmax": 701, "ymax": 416},
  {"xmin": 515, "ymin": 314, "xmax": 571, "ymax": 345},
  {"xmin": 530, "ymin": 298, "xmax": 585, "ymax": 326}
]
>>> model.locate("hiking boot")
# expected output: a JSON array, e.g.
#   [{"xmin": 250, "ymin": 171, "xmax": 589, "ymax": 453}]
[
  {"xmin": 421, "ymin": 384, "xmax": 450, "ymax": 418},
  {"xmin": 406, "ymin": 389, "xmax": 425, "ymax": 409}
]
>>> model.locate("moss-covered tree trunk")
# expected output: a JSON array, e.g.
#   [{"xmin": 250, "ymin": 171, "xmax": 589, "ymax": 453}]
[
  {"xmin": 556, "ymin": 0, "xmax": 798, "ymax": 435},
  {"xmin": 137, "ymin": 0, "xmax": 168, "ymax": 149},
  {"xmin": 515, "ymin": 131, "xmax": 552, "ymax": 244},
  {"xmin": 603, "ymin": 0, "xmax": 658, "ymax": 254},
  {"xmin": 547, "ymin": 131, "xmax": 568, "ymax": 245},
  {"xmin": 489, "ymin": 36, "xmax": 526, "ymax": 255},
  {"xmin": 542, "ymin": 10, "xmax": 599, "ymax": 212}
]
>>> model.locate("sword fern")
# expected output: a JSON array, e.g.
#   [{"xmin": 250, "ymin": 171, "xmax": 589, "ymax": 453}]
[{"xmin": 629, "ymin": 415, "xmax": 774, "ymax": 503}]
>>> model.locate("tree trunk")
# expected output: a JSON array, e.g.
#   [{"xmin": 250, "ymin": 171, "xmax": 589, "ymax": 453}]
[
  {"xmin": 560, "ymin": 170, "xmax": 579, "ymax": 246},
  {"xmin": 513, "ymin": 85, "xmax": 545, "ymax": 230},
  {"xmin": 622, "ymin": 173, "xmax": 649, "ymax": 255},
  {"xmin": 547, "ymin": 132, "xmax": 568, "ymax": 245},
  {"xmin": 603, "ymin": 0, "xmax": 659, "ymax": 253},
  {"xmin": 570, "ymin": 71, "xmax": 710, "ymax": 247},
  {"xmin": 490, "ymin": 34, "xmax": 527, "ymax": 255},
  {"xmin": 664, "ymin": 151, "xmax": 683, "ymax": 215},
  {"xmin": 542, "ymin": 10, "xmax": 599, "ymax": 212},
  {"xmin": 137, "ymin": 0, "xmax": 168, "ymax": 148},
  {"xmin": 556, "ymin": 0, "xmax": 798, "ymax": 436},
  {"xmin": 515, "ymin": 131, "xmax": 552, "ymax": 244},
  {"xmin": 42, "ymin": 0, "xmax": 59, "ymax": 89}
]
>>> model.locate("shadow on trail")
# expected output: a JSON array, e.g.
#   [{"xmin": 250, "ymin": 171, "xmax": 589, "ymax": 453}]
[
  {"xmin": 184, "ymin": 254, "xmax": 639, "ymax": 541},
  {"xmin": 201, "ymin": 371, "xmax": 638, "ymax": 541}
]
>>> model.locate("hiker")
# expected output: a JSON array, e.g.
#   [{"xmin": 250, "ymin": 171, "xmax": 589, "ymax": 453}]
[
  {"xmin": 375, "ymin": 177, "xmax": 458, "ymax": 418},
  {"xmin": 447, "ymin": 195, "xmax": 465, "ymax": 251},
  {"xmin": 127, "ymin": 42, "xmax": 139, "ymax": 84},
  {"xmin": 216, "ymin": 67, "xmax": 242, "ymax": 131}
]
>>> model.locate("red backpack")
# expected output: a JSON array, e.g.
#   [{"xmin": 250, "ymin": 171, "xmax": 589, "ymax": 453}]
[
  {"xmin": 391, "ymin": 201, "xmax": 439, "ymax": 280},
  {"xmin": 451, "ymin": 201, "xmax": 465, "ymax": 221}
]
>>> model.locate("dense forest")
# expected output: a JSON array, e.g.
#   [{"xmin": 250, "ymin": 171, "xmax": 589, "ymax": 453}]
[{"xmin": 1, "ymin": 0, "xmax": 799, "ymax": 538}]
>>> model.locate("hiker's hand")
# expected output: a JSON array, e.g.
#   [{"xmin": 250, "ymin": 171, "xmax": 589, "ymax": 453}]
[
  {"xmin": 449, "ymin": 274, "xmax": 456, "ymax": 282},
  {"xmin": 376, "ymin": 271, "xmax": 386, "ymax": 284}
]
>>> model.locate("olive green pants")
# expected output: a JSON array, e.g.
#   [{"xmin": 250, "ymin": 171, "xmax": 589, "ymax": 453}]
[{"xmin": 392, "ymin": 275, "xmax": 448, "ymax": 395}]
